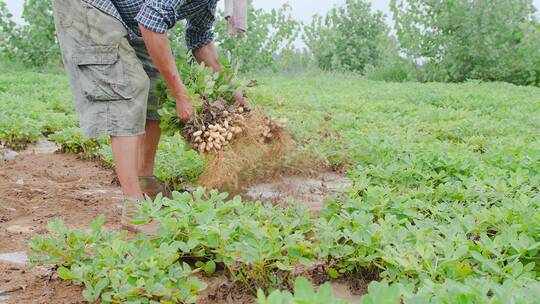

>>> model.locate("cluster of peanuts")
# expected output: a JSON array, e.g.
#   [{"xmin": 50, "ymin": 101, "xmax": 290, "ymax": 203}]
[
  {"xmin": 186, "ymin": 105, "xmax": 289, "ymax": 154},
  {"xmin": 258, "ymin": 117, "xmax": 288, "ymax": 141},
  {"xmin": 191, "ymin": 108, "xmax": 245, "ymax": 153}
]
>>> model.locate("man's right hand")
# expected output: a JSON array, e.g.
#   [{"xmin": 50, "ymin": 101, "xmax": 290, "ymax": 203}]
[
  {"xmin": 176, "ymin": 95, "xmax": 195, "ymax": 123},
  {"xmin": 139, "ymin": 25, "xmax": 195, "ymax": 124}
]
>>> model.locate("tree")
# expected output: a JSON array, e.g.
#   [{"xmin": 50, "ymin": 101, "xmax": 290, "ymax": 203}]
[
  {"xmin": 0, "ymin": 0, "xmax": 16, "ymax": 60},
  {"xmin": 213, "ymin": 2, "xmax": 300, "ymax": 72},
  {"xmin": 391, "ymin": 0, "xmax": 540, "ymax": 86},
  {"xmin": 18, "ymin": 0, "xmax": 59, "ymax": 65},
  {"xmin": 303, "ymin": 0, "xmax": 391, "ymax": 73},
  {"xmin": 0, "ymin": 0, "xmax": 59, "ymax": 66}
]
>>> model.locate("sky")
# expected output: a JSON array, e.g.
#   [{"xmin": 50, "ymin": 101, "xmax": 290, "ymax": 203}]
[{"xmin": 4, "ymin": 0, "xmax": 540, "ymax": 26}]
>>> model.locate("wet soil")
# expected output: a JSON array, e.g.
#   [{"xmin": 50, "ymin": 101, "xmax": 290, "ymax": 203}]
[
  {"xmin": 243, "ymin": 172, "xmax": 353, "ymax": 214},
  {"xmin": 0, "ymin": 142, "xmax": 360, "ymax": 304}
]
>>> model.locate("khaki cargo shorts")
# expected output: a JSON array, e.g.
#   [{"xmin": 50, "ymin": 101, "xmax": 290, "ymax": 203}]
[{"xmin": 52, "ymin": 0, "xmax": 161, "ymax": 138}]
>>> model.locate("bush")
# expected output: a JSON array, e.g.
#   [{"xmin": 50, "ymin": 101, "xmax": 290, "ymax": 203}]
[
  {"xmin": 0, "ymin": 1, "xmax": 16, "ymax": 60},
  {"xmin": 49, "ymin": 128, "xmax": 106, "ymax": 159},
  {"xmin": 303, "ymin": 0, "xmax": 391, "ymax": 73},
  {"xmin": 391, "ymin": 0, "xmax": 540, "ymax": 86},
  {"xmin": 0, "ymin": 0, "xmax": 59, "ymax": 66},
  {"xmin": 366, "ymin": 56, "xmax": 417, "ymax": 82}
]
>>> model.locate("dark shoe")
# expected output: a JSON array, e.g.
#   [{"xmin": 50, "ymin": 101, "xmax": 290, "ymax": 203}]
[{"xmin": 139, "ymin": 176, "xmax": 171, "ymax": 200}]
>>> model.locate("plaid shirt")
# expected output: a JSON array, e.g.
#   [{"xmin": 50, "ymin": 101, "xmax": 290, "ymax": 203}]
[{"xmin": 84, "ymin": 0, "xmax": 218, "ymax": 50}]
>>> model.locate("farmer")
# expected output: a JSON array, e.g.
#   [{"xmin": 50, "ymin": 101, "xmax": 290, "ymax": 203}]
[{"xmin": 51, "ymin": 0, "xmax": 246, "ymax": 234}]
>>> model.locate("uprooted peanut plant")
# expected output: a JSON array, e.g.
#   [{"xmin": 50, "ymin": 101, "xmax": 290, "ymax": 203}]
[{"xmin": 156, "ymin": 59, "xmax": 291, "ymax": 190}]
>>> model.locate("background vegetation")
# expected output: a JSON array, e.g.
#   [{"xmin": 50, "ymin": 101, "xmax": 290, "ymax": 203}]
[
  {"xmin": 391, "ymin": 0, "xmax": 540, "ymax": 86},
  {"xmin": 1, "ymin": 0, "xmax": 538, "ymax": 85}
]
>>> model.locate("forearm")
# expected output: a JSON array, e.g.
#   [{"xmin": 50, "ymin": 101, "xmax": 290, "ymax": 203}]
[
  {"xmin": 139, "ymin": 24, "xmax": 186, "ymax": 98},
  {"xmin": 193, "ymin": 42, "xmax": 221, "ymax": 72},
  {"xmin": 193, "ymin": 42, "xmax": 247, "ymax": 107}
]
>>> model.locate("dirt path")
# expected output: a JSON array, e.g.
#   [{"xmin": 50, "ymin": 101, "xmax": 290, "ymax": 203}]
[
  {"xmin": 0, "ymin": 144, "xmax": 359, "ymax": 304},
  {"xmin": 0, "ymin": 144, "xmax": 124, "ymax": 303}
]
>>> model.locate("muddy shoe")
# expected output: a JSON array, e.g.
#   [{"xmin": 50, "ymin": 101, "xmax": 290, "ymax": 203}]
[
  {"xmin": 121, "ymin": 198, "xmax": 159, "ymax": 237},
  {"xmin": 139, "ymin": 176, "xmax": 171, "ymax": 200}
]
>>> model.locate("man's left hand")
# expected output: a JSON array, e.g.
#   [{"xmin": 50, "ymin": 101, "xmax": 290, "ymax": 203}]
[{"xmin": 234, "ymin": 90, "xmax": 250, "ymax": 110}]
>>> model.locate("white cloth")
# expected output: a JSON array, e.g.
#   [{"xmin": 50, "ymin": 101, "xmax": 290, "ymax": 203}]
[{"xmin": 224, "ymin": 0, "xmax": 247, "ymax": 36}]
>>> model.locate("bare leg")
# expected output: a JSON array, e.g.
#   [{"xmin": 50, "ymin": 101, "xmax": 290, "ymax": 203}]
[
  {"xmin": 138, "ymin": 120, "xmax": 161, "ymax": 176},
  {"xmin": 111, "ymin": 135, "xmax": 144, "ymax": 200}
]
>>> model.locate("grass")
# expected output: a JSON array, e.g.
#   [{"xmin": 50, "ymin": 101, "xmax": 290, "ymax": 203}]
[{"xmin": 2, "ymin": 65, "xmax": 540, "ymax": 303}]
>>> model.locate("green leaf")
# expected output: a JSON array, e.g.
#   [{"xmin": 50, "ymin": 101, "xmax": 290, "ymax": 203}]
[
  {"xmin": 204, "ymin": 260, "xmax": 217, "ymax": 275},
  {"xmin": 294, "ymin": 277, "xmax": 316, "ymax": 302},
  {"xmin": 327, "ymin": 267, "xmax": 339, "ymax": 279},
  {"xmin": 56, "ymin": 266, "xmax": 73, "ymax": 280}
]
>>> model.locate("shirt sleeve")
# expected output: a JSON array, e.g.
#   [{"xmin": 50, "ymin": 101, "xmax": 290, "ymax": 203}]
[
  {"xmin": 185, "ymin": 1, "xmax": 217, "ymax": 50},
  {"xmin": 135, "ymin": 0, "xmax": 181, "ymax": 34}
]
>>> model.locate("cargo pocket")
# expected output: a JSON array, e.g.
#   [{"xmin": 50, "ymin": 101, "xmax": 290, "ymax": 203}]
[{"xmin": 72, "ymin": 46, "xmax": 132, "ymax": 102}]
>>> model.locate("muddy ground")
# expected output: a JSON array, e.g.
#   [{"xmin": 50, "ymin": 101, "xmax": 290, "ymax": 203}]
[{"xmin": 0, "ymin": 142, "xmax": 360, "ymax": 304}]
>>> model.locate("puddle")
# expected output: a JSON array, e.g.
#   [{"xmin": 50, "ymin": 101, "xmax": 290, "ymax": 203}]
[
  {"xmin": 332, "ymin": 282, "xmax": 362, "ymax": 304},
  {"xmin": 80, "ymin": 189, "xmax": 122, "ymax": 196},
  {"xmin": 244, "ymin": 172, "xmax": 353, "ymax": 213},
  {"xmin": 0, "ymin": 293, "xmax": 9, "ymax": 304},
  {"xmin": 2, "ymin": 150, "xmax": 17, "ymax": 161},
  {"xmin": 22, "ymin": 139, "xmax": 60, "ymax": 155},
  {"xmin": 0, "ymin": 252, "xmax": 28, "ymax": 265},
  {"xmin": 5, "ymin": 225, "xmax": 34, "ymax": 234}
]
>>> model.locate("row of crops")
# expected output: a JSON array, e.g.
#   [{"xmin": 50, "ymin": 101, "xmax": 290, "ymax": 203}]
[{"xmin": 2, "ymin": 70, "xmax": 540, "ymax": 303}]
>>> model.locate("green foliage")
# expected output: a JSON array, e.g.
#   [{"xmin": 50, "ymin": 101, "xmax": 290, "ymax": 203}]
[
  {"xmin": 49, "ymin": 128, "xmax": 108, "ymax": 159},
  {"xmin": 6, "ymin": 66, "xmax": 540, "ymax": 303},
  {"xmin": 1, "ymin": 0, "xmax": 60, "ymax": 66},
  {"xmin": 29, "ymin": 215, "xmax": 207, "ymax": 303},
  {"xmin": 391, "ymin": 0, "xmax": 540, "ymax": 86},
  {"xmin": 303, "ymin": 0, "xmax": 391, "ymax": 73},
  {"xmin": 359, "ymin": 278, "xmax": 540, "ymax": 304},
  {"xmin": 0, "ymin": 0, "xmax": 16, "ymax": 60},
  {"xmin": 274, "ymin": 49, "xmax": 315, "ymax": 73},
  {"xmin": 0, "ymin": 70, "xmax": 76, "ymax": 149},
  {"xmin": 18, "ymin": 0, "xmax": 60, "ymax": 66},
  {"xmin": 361, "ymin": 281, "xmax": 402, "ymax": 304},
  {"xmin": 253, "ymin": 73, "xmax": 540, "ymax": 281},
  {"xmin": 154, "ymin": 134, "xmax": 205, "ymax": 186},
  {"xmin": 256, "ymin": 277, "xmax": 349, "ymax": 304},
  {"xmin": 365, "ymin": 55, "xmax": 417, "ymax": 82},
  {"xmin": 0, "ymin": 113, "xmax": 43, "ymax": 150},
  {"xmin": 214, "ymin": 3, "xmax": 300, "ymax": 72},
  {"xmin": 30, "ymin": 190, "xmax": 316, "ymax": 300},
  {"xmin": 137, "ymin": 189, "xmax": 316, "ymax": 288},
  {"xmin": 157, "ymin": 58, "xmax": 242, "ymax": 134}
]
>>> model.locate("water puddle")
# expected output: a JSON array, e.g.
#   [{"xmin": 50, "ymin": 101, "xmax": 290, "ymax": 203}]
[
  {"xmin": 0, "ymin": 293, "xmax": 9, "ymax": 304},
  {"xmin": 80, "ymin": 189, "xmax": 122, "ymax": 196},
  {"xmin": 0, "ymin": 252, "xmax": 28, "ymax": 265},
  {"xmin": 5, "ymin": 225, "xmax": 34, "ymax": 234},
  {"xmin": 22, "ymin": 139, "xmax": 60, "ymax": 155},
  {"xmin": 244, "ymin": 172, "xmax": 353, "ymax": 213}
]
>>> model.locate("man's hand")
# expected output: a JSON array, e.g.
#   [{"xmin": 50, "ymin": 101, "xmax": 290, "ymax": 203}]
[
  {"xmin": 176, "ymin": 94, "xmax": 195, "ymax": 123},
  {"xmin": 234, "ymin": 90, "xmax": 249, "ymax": 110}
]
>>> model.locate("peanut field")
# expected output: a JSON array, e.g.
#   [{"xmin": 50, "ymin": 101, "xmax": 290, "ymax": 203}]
[{"xmin": 1, "ymin": 68, "xmax": 540, "ymax": 303}]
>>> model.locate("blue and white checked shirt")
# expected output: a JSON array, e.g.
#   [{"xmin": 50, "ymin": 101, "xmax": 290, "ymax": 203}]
[{"xmin": 84, "ymin": 0, "xmax": 218, "ymax": 50}]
